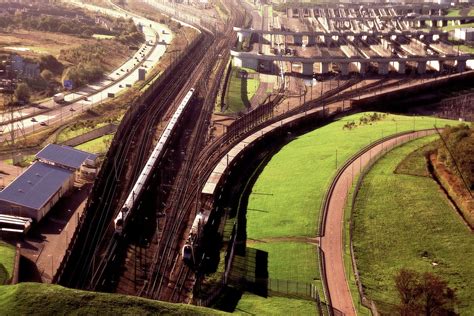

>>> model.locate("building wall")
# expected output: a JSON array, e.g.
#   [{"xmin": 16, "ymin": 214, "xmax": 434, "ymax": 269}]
[
  {"xmin": 0, "ymin": 201, "xmax": 37, "ymax": 221},
  {"xmin": 0, "ymin": 172, "xmax": 75, "ymax": 222}
]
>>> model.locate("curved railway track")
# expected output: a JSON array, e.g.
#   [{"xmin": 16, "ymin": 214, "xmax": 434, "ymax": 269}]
[{"xmin": 55, "ymin": 0, "xmax": 425, "ymax": 304}]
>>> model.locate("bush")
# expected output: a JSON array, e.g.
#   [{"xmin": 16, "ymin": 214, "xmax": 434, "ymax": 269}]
[
  {"xmin": 41, "ymin": 69, "xmax": 53, "ymax": 82},
  {"xmin": 14, "ymin": 83, "xmax": 31, "ymax": 103},
  {"xmin": 62, "ymin": 62, "xmax": 104, "ymax": 88},
  {"xmin": 39, "ymin": 55, "xmax": 64, "ymax": 75}
]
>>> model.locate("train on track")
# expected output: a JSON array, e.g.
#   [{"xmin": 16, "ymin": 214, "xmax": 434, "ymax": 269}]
[
  {"xmin": 114, "ymin": 88, "xmax": 195, "ymax": 234},
  {"xmin": 182, "ymin": 212, "xmax": 205, "ymax": 265}
]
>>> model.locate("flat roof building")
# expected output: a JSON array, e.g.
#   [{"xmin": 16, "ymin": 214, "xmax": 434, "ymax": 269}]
[
  {"xmin": 0, "ymin": 162, "xmax": 74, "ymax": 221},
  {"xmin": 0, "ymin": 144, "xmax": 98, "ymax": 223},
  {"xmin": 36, "ymin": 144, "xmax": 97, "ymax": 171}
]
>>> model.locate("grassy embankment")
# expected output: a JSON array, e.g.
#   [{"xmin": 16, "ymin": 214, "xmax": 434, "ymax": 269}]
[
  {"xmin": 352, "ymin": 136, "xmax": 474, "ymax": 314},
  {"xmin": 223, "ymin": 67, "xmax": 260, "ymax": 114},
  {"xmin": 235, "ymin": 113, "xmax": 456, "ymax": 314},
  {"xmin": 0, "ymin": 283, "xmax": 226, "ymax": 315},
  {"xmin": 0, "ymin": 242, "xmax": 15, "ymax": 285},
  {"xmin": 446, "ymin": 9, "xmax": 460, "ymax": 17}
]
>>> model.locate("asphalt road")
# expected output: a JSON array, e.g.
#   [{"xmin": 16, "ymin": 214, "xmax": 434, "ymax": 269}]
[{"xmin": 0, "ymin": 0, "xmax": 172, "ymax": 143}]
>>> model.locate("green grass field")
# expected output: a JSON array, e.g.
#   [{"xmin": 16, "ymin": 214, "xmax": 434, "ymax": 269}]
[
  {"xmin": 74, "ymin": 134, "xmax": 114, "ymax": 154},
  {"xmin": 224, "ymin": 67, "xmax": 260, "ymax": 114},
  {"xmin": 56, "ymin": 122, "xmax": 109, "ymax": 143},
  {"xmin": 246, "ymin": 241, "xmax": 319, "ymax": 283},
  {"xmin": 235, "ymin": 293, "xmax": 315, "ymax": 316},
  {"xmin": 446, "ymin": 9, "xmax": 460, "ymax": 17},
  {"xmin": 0, "ymin": 283, "xmax": 224, "ymax": 315},
  {"xmin": 353, "ymin": 137, "xmax": 474, "ymax": 315},
  {"xmin": 236, "ymin": 112, "xmax": 456, "ymax": 314},
  {"xmin": 246, "ymin": 113, "xmax": 454, "ymax": 240},
  {"xmin": 459, "ymin": 44, "xmax": 474, "ymax": 54},
  {"xmin": 0, "ymin": 242, "xmax": 15, "ymax": 285}
]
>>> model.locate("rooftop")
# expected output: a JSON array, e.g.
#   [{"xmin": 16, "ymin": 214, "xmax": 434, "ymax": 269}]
[
  {"xmin": 36, "ymin": 144, "xmax": 97, "ymax": 170},
  {"xmin": 0, "ymin": 162, "xmax": 73, "ymax": 211}
]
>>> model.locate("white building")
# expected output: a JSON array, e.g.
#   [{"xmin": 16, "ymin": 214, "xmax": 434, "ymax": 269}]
[{"xmin": 454, "ymin": 27, "xmax": 474, "ymax": 41}]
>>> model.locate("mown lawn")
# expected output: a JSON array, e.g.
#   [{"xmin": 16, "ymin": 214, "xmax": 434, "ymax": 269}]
[
  {"xmin": 246, "ymin": 113, "xmax": 455, "ymax": 239},
  {"xmin": 0, "ymin": 242, "xmax": 15, "ymax": 285},
  {"xmin": 237, "ymin": 112, "xmax": 456, "ymax": 314},
  {"xmin": 224, "ymin": 67, "xmax": 260, "ymax": 114},
  {"xmin": 353, "ymin": 137, "xmax": 474, "ymax": 315},
  {"xmin": 235, "ymin": 293, "xmax": 315, "ymax": 316},
  {"xmin": 0, "ymin": 283, "xmax": 225, "ymax": 315},
  {"xmin": 247, "ymin": 241, "xmax": 319, "ymax": 283}
]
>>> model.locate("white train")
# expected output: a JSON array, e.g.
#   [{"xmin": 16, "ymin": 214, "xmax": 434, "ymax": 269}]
[
  {"xmin": 114, "ymin": 88, "xmax": 195, "ymax": 234},
  {"xmin": 182, "ymin": 212, "xmax": 205, "ymax": 264}
]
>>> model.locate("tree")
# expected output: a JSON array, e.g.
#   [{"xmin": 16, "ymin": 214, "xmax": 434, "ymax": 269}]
[
  {"xmin": 41, "ymin": 69, "xmax": 54, "ymax": 82},
  {"xmin": 395, "ymin": 269, "xmax": 458, "ymax": 316},
  {"xmin": 14, "ymin": 83, "xmax": 31, "ymax": 104}
]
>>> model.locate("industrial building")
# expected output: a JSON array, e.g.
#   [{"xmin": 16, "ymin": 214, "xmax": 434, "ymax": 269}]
[{"xmin": 0, "ymin": 144, "xmax": 97, "ymax": 223}]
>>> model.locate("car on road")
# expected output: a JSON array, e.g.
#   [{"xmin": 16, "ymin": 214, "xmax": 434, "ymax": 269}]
[{"xmin": 40, "ymin": 122, "xmax": 47, "ymax": 126}]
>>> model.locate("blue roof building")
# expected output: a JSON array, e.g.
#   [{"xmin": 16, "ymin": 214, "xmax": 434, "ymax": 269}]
[{"xmin": 0, "ymin": 144, "xmax": 98, "ymax": 222}]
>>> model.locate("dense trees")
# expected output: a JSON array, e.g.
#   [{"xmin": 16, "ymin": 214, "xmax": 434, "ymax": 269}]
[
  {"xmin": 62, "ymin": 62, "xmax": 104, "ymax": 88},
  {"xmin": 395, "ymin": 269, "xmax": 458, "ymax": 316}
]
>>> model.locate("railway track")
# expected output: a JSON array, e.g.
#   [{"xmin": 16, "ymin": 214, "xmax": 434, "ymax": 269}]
[
  {"xmin": 55, "ymin": 17, "xmax": 213, "ymax": 288},
  {"xmin": 56, "ymin": 0, "xmax": 421, "ymax": 303},
  {"xmin": 59, "ymin": 0, "xmax": 244, "ymax": 299},
  {"xmin": 134, "ymin": 0, "xmax": 246, "ymax": 302}
]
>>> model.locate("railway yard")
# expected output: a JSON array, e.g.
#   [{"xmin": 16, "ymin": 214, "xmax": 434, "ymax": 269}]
[{"xmin": 0, "ymin": 0, "xmax": 473, "ymax": 315}]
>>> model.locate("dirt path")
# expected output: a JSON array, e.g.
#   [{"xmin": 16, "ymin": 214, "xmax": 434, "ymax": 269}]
[{"xmin": 320, "ymin": 129, "xmax": 435, "ymax": 315}]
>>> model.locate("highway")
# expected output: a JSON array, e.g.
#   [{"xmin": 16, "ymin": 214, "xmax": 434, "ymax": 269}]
[{"xmin": 0, "ymin": 0, "xmax": 172, "ymax": 142}]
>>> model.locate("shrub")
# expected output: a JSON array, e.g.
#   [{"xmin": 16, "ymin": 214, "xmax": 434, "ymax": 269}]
[{"xmin": 14, "ymin": 83, "xmax": 31, "ymax": 103}]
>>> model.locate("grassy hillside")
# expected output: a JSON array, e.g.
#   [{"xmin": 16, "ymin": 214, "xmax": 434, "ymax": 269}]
[
  {"xmin": 0, "ymin": 283, "xmax": 226, "ymax": 315},
  {"xmin": 0, "ymin": 242, "xmax": 15, "ymax": 285},
  {"xmin": 224, "ymin": 67, "xmax": 260, "ymax": 114},
  {"xmin": 236, "ymin": 112, "xmax": 457, "ymax": 313},
  {"xmin": 353, "ymin": 137, "xmax": 474, "ymax": 314}
]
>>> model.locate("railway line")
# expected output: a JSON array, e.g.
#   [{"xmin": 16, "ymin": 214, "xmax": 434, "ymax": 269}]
[
  {"xmin": 138, "ymin": 0, "xmax": 247, "ymax": 302},
  {"xmin": 55, "ymin": 13, "xmax": 213, "ymax": 289},
  {"xmin": 53, "ymin": 0, "xmax": 466, "ymax": 307},
  {"xmin": 55, "ymin": 0, "xmax": 246, "ymax": 302}
]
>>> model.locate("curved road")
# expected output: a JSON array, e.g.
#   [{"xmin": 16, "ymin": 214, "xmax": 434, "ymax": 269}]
[{"xmin": 320, "ymin": 129, "xmax": 436, "ymax": 315}]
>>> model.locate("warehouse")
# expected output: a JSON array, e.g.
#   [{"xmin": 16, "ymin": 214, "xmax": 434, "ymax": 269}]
[{"xmin": 0, "ymin": 144, "xmax": 97, "ymax": 222}]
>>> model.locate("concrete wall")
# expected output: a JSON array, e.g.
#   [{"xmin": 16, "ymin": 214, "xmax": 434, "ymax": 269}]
[{"xmin": 233, "ymin": 56, "xmax": 259, "ymax": 70}]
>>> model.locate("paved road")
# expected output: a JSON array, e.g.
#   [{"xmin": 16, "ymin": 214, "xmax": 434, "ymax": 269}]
[
  {"xmin": 0, "ymin": 0, "xmax": 172, "ymax": 142},
  {"xmin": 320, "ymin": 129, "xmax": 435, "ymax": 315}
]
